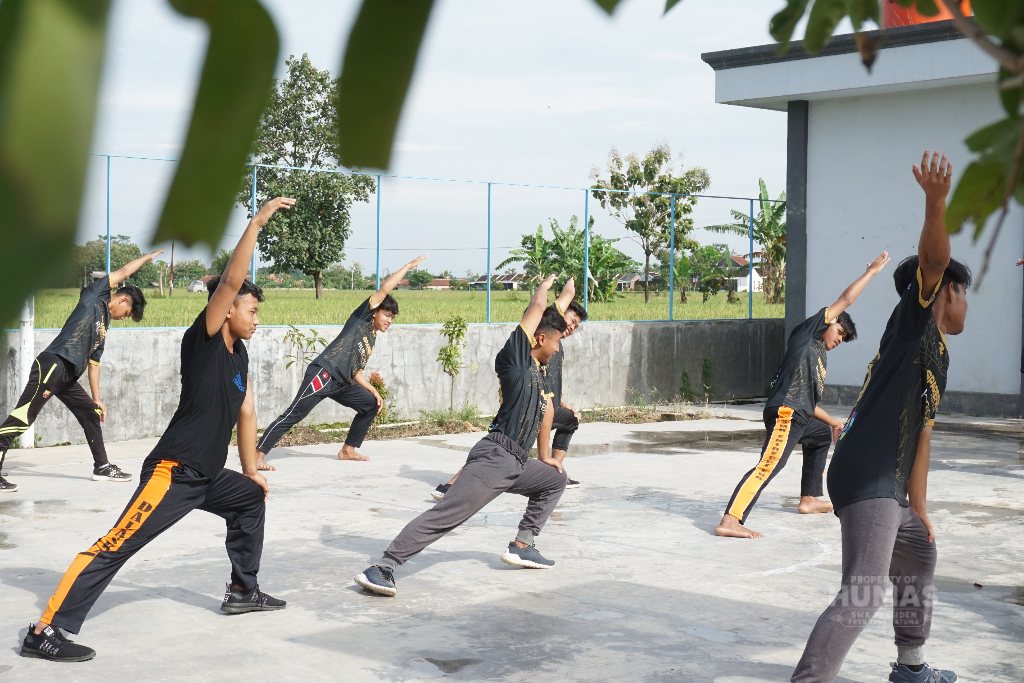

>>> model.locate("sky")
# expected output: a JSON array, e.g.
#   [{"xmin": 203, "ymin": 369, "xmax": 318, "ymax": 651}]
[{"xmin": 79, "ymin": 0, "xmax": 792, "ymax": 277}]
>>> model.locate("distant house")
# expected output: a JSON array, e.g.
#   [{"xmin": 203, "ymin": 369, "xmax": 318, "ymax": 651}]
[
  {"xmin": 469, "ymin": 272, "xmax": 526, "ymax": 291},
  {"xmin": 616, "ymin": 273, "xmax": 640, "ymax": 291},
  {"xmin": 424, "ymin": 278, "xmax": 452, "ymax": 291},
  {"xmin": 726, "ymin": 253, "xmax": 764, "ymax": 293}
]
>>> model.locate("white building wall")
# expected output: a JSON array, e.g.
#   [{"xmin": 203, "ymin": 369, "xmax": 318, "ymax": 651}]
[{"xmin": 805, "ymin": 82, "xmax": 1022, "ymax": 395}]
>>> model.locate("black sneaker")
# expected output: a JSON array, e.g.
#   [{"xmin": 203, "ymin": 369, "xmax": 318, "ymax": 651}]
[
  {"xmin": 354, "ymin": 565, "xmax": 397, "ymax": 596},
  {"xmin": 501, "ymin": 542, "xmax": 555, "ymax": 569},
  {"xmin": 220, "ymin": 583, "xmax": 287, "ymax": 614},
  {"xmin": 564, "ymin": 476, "xmax": 581, "ymax": 489},
  {"xmin": 430, "ymin": 483, "xmax": 451, "ymax": 501},
  {"xmin": 92, "ymin": 463, "xmax": 132, "ymax": 482},
  {"xmin": 0, "ymin": 474, "xmax": 18, "ymax": 492},
  {"xmin": 20, "ymin": 623, "xmax": 96, "ymax": 662}
]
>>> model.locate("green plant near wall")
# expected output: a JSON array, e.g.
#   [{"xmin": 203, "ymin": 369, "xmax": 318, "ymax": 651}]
[
  {"xmin": 282, "ymin": 325, "xmax": 327, "ymax": 369},
  {"xmin": 700, "ymin": 358, "xmax": 715, "ymax": 403},
  {"xmin": 437, "ymin": 315, "xmax": 468, "ymax": 410}
]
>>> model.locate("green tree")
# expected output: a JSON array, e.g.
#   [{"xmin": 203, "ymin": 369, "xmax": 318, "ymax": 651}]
[
  {"xmin": 73, "ymin": 235, "xmax": 159, "ymax": 289},
  {"xmin": 591, "ymin": 144, "xmax": 710, "ymax": 303},
  {"xmin": 211, "ymin": 249, "xmax": 233, "ymax": 275},
  {"xmin": 407, "ymin": 268, "xmax": 433, "ymax": 289},
  {"xmin": 172, "ymin": 258, "xmax": 209, "ymax": 286},
  {"xmin": 237, "ymin": 54, "xmax": 376, "ymax": 300},
  {"xmin": 704, "ymin": 178, "xmax": 787, "ymax": 304},
  {"xmin": 546, "ymin": 216, "xmax": 637, "ymax": 303},
  {"xmin": 437, "ymin": 315, "xmax": 468, "ymax": 410},
  {"xmin": 496, "ymin": 224, "xmax": 551, "ymax": 283},
  {"xmin": 689, "ymin": 244, "xmax": 735, "ymax": 303},
  {"xmin": 656, "ymin": 242, "xmax": 698, "ymax": 303}
]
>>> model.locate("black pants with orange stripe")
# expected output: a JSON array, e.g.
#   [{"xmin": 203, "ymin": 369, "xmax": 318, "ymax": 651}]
[
  {"xmin": 724, "ymin": 405, "xmax": 832, "ymax": 524},
  {"xmin": 41, "ymin": 458, "xmax": 265, "ymax": 634}
]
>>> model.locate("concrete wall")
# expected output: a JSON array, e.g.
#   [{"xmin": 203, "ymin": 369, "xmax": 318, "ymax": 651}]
[
  {"xmin": 805, "ymin": 81, "xmax": 1023, "ymax": 412},
  {"xmin": 2, "ymin": 319, "xmax": 783, "ymax": 448}
]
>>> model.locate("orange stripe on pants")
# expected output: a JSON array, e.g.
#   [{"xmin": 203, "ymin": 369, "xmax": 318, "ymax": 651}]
[
  {"xmin": 727, "ymin": 407, "xmax": 794, "ymax": 522},
  {"xmin": 41, "ymin": 460, "xmax": 175, "ymax": 625}
]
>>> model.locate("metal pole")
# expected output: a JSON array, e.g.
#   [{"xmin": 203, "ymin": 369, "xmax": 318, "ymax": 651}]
[
  {"xmin": 748, "ymin": 198, "xmax": 755, "ymax": 320},
  {"xmin": 669, "ymin": 194, "xmax": 676, "ymax": 321},
  {"xmin": 105, "ymin": 155, "xmax": 111, "ymax": 273},
  {"xmin": 375, "ymin": 175, "xmax": 382, "ymax": 289},
  {"xmin": 486, "ymin": 182, "xmax": 492, "ymax": 323},
  {"xmin": 249, "ymin": 165, "xmax": 258, "ymax": 281},
  {"xmin": 18, "ymin": 296, "xmax": 35, "ymax": 449},
  {"xmin": 583, "ymin": 190, "xmax": 590, "ymax": 313}
]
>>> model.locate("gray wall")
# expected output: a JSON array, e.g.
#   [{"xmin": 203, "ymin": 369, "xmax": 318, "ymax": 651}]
[{"xmin": 3, "ymin": 319, "xmax": 783, "ymax": 448}]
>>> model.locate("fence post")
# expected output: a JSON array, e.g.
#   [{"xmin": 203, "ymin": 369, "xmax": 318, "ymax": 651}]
[
  {"xmin": 105, "ymin": 155, "xmax": 111, "ymax": 274},
  {"xmin": 583, "ymin": 189, "xmax": 590, "ymax": 313},
  {"xmin": 375, "ymin": 175, "xmax": 382, "ymax": 289},
  {"xmin": 486, "ymin": 182, "xmax": 492, "ymax": 323},
  {"xmin": 669, "ymin": 194, "xmax": 676, "ymax": 321},
  {"xmin": 249, "ymin": 165, "xmax": 258, "ymax": 282},
  {"xmin": 748, "ymin": 197, "xmax": 755, "ymax": 320}
]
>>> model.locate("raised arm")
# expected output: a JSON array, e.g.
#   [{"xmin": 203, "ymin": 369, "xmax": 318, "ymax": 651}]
[
  {"xmin": 912, "ymin": 150, "xmax": 953, "ymax": 295},
  {"xmin": 206, "ymin": 197, "xmax": 294, "ymax": 337},
  {"xmin": 521, "ymin": 274, "xmax": 557, "ymax": 337},
  {"xmin": 553, "ymin": 277, "xmax": 576, "ymax": 315},
  {"xmin": 826, "ymin": 251, "xmax": 891, "ymax": 320},
  {"xmin": 109, "ymin": 249, "xmax": 164, "ymax": 288},
  {"xmin": 370, "ymin": 255, "xmax": 427, "ymax": 308}
]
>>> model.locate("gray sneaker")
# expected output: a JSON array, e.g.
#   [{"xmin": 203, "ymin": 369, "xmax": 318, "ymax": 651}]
[
  {"xmin": 501, "ymin": 542, "xmax": 555, "ymax": 569},
  {"xmin": 355, "ymin": 565, "xmax": 397, "ymax": 596},
  {"xmin": 889, "ymin": 662, "xmax": 958, "ymax": 682}
]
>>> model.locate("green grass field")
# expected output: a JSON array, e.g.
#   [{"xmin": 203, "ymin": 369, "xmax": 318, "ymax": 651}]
[{"xmin": 30, "ymin": 288, "xmax": 783, "ymax": 329}]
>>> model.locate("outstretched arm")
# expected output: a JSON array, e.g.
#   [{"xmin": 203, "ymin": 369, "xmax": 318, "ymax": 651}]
[
  {"xmin": 109, "ymin": 249, "xmax": 164, "ymax": 288},
  {"xmin": 913, "ymin": 150, "xmax": 953, "ymax": 295},
  {"xmin": 826, "ymin": 251, "xmax": 891, "ymax": 320},
  {"xmin": 206, "ymin": 197, "xmax": 294, "ymax": 337},
  {"xmin": 521, "ymin": 274, "xmax": 557, "ymax": 337},
  {"xmin": 238, "ymin": 384, "xmax": 268, "ymax": 500},
  {"xmin": 553, "ymin": 277, "xmax": 576, "ymax": 315},
  {"xmin": 370, "ymin": 255, "xmax": 427, "ymax": 308}
]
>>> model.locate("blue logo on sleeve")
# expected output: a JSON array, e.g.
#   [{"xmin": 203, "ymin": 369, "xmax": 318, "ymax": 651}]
[{"xmin": 233, "ymin": 372, "xmax": 246, "ymax": 393}]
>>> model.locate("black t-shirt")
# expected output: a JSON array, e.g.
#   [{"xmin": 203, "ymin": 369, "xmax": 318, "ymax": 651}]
[
  {"xmin": 488, "ymin": 325, "xmax": 553, "ymax": 453},
  {"xmin": 313, "ymin": 298, "xmax": 377, "ymax": 384},
  {"xmin": 827, "ymin": 269, "xmax": 948, "ymax": 511},
  {"xmin": 146, "ymin": 310, "xmax": 248, "ymax": 477},
  {"xmin": 764, "ymin": 307, "xmax": 831, "ymax": 417},
  {"xmin": 546, "ymin": 346, "xmax": 565, "ymax": 409},
  {"xmin": 44, "ymin": 275, "xmax": 111, "ymax": 378}
]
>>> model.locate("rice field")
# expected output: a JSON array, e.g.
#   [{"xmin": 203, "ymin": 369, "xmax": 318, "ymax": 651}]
[{"xmin": 28, "ymin": 288, "xmax": 784, "ymax": 329}]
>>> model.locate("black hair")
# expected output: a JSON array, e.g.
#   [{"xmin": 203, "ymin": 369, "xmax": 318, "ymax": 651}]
[
  {"xmin": 835, "ymin": 311, "xmax": 857, "ymax": 342},
  {"xmin": 536, "ymin": 305, "xmax": 568, "ymax": 336},
  {"xmin": 114, "ymin": 285, "xmax": 147, "ymax": 323},
  {"xmin": 893, "ymin": 255, "xmax": 973, "ymax": 296},
  {"xmin": 566, "ymin": 299, "xmax": 589, "ymax": 322},
  {"xmin": 377, "ymin": 293, "xmax": 399, "ymax": 316},
  {"xmin": 206, "ymin": 276, "xmax": 265, "ymax": 303}
]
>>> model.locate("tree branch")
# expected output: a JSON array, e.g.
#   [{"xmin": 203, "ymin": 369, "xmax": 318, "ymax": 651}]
[{"xmin": 939, "ymin": 0, "xmax": 1024, "ymax": 74}]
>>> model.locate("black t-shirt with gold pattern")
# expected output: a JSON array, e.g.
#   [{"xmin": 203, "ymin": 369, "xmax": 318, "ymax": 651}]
[
  {"xmin": 313, "ymin": 298, "xmax": 378, "ymax": 384},
  {"xmin": 765, "ymin": 307, "xmax": 831, "ymax": 418},
  {"xmin": 489, "ymin": 325, "xmax": 553, "ymax": 453},
  {"xmin": 827, "ymin": 269, "xmax": 948, "ymax": 511},
  {"xmin": 44, "ymin": 275, "xmax": 111, "ymax": 378}
]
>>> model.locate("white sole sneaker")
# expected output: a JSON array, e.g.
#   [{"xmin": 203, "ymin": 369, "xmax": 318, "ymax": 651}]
[
  {"xmin": 92, "ymin": 474, "xmax": 133, "ymax": 482},
  {"xmin": 500, "ymin": 552, "xmax": 554, "ymax": 569},
  {"xmin": 354, "ymin": 573, "xmax": 397, "ymax": 597},
  {"xmin": 430, "ymin": 490, "xmax": 445, "ymax": 502}
]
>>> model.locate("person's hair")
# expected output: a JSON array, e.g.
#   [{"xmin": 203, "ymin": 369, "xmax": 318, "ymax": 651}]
[
  {"xmin": 893, "ymin": 255, "xmax": 973, "ymax": 296},
  {"xmin": 536, "ymin": 305, "xmax": 568, "ymax": 336},
  {"xmin": 566, "ymin": 299, "xmax": 589, "ymax": 323},
  {"xmin": 114, "ymin": 285, "xmax": 147, "ymax": 322},
  {"xmin": 206, "ymin": 276, "xmax": 265, "ymax": 303},
  {"xmin": 835, "ymin": 311, "xmax": 857, "ymax": 342},
  {"xmin": 377, "ymin": 294, "xmax": 399, "ymax": 316}
]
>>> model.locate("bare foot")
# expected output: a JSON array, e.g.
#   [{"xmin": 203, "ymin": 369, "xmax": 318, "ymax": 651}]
[
  {"xmin": 714, "ymin": 514, "xmax": 763, "ymax": 539},
  {"xmin": 255, "ymin": 452, "xmax": 276, "ymax": 472},
  {"xmin": 798, "ymin": 496, "xmax": 833, "ymax": 514},
  {"xmin": 337, "ymin": 445, "xmax": 370, "ymax": 462}
]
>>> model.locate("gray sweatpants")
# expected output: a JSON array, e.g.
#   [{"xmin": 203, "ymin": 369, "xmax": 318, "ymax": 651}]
[
  {"xmin": 378, "ymin": 432, "xmax": 567, "ymax": 571},
  {"xmin": 791, "ymin": 497, "xmax": 937, "ymax": 682}
]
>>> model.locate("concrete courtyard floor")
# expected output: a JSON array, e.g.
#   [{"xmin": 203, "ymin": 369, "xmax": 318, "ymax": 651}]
[{"xmin": 0, "ymin": 408, "xmax": 1021, "ymax": 682}]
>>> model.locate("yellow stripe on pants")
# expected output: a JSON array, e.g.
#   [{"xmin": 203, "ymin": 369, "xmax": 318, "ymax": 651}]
[{"xmin": 727, "ymin": 406, "xmax": 794, "ymax": 521}]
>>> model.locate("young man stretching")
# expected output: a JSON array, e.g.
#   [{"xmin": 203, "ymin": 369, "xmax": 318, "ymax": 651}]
[
  {"xmin": 355, "ymin": 274, "xmax": 568, "ymax": 597},
  {"xmin": 255, "ymin": 255, "xmax": 426, "ymax": 468},
  {"xmin": 18, "ymin": 198, "xmax": 294, "ymax": 663},
  {"xmin": 791, "ymin": 152, "xmax": 966, "ymax": 683},
  {"xmin": 0, "ymin": 249, "xmax": 162, "ymax": 492},
  {"xmin": 715, "ymin": 250, "xmax": 891, "ymax": 539},
  {"xmin": 431, "ymin": 277, "xmax": 587, "ymax": 500}
]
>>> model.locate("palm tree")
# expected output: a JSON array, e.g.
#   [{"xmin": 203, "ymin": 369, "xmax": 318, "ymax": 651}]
[
  {"xmin": 704, "ymin": 178, "xmax": 786, "ymax": 304},
  {"xmin": 496, "ymin": 224, "xmax": 551, "ymax": 285}
]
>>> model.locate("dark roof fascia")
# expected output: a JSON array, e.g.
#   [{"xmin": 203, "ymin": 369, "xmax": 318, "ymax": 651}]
[{"xmin": 701, "ymin": 20, "xmax": 964, "ymax": 71}]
